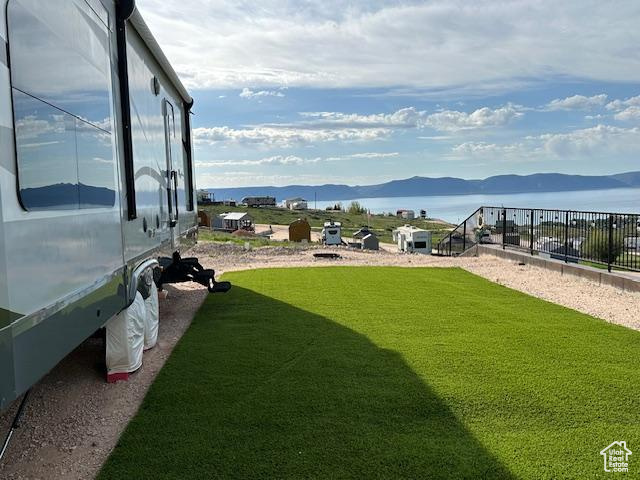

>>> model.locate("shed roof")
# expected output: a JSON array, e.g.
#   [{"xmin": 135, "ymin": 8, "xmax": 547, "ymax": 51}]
[
  {"xmin": 290, "ymin": 218, "xmax": 310, "ymax": 226},
  {"xmin": 223, "ymin": 212, "xmax": 251, "ymax": 221},
  {"xmin": 353, "ymin": 227, "xmax": 374, "ymax": 239}
]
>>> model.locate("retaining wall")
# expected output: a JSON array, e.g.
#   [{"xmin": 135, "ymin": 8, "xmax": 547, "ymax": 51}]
[{"xmin": 477, "ymin": 245, "xmax": 640, "ymax": 293}]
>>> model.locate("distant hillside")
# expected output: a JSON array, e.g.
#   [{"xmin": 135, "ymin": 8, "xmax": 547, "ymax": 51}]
[
  {"xmin": 206, "ymin": 171, "xmax": 640, "ymax": 203},
  {"xmin": 20, "ymin": 183, "xmax": 116, "ymax": 208}
]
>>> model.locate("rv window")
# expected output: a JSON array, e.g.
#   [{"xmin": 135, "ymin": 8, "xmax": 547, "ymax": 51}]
[
  {"xmin": 8, "ymin": 0, "xmax": 116, "ymax": 210},
  {"xmin": 414, "ymin": 241, "xmax": 428, "ymax": 249}
]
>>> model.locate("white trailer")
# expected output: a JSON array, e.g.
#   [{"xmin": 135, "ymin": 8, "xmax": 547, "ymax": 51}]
[
  {"xmin": 322, "ymin": 221, "xmax": 343, "ymax": 245},
  {"xmin": 0, "ymin": 0, "xmax": 229, "ymax": 412},
  {"xmin": 393, "ymin": 225, "xmax": 432, "ymax": 254}
]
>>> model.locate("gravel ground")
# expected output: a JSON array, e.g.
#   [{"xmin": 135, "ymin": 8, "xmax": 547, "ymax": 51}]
[
  {"xmin": 0, "ymin": 241, "xmax": 638, "ymax": 479},
  {"xmin": 0, "ymin": 283, "xmax": 208, "ymax": 480}
]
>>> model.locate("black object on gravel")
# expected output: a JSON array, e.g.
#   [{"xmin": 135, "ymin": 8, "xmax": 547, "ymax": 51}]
[{"xmin": 313, "ymin": 253, "xmax": 342, "ymax": 259}]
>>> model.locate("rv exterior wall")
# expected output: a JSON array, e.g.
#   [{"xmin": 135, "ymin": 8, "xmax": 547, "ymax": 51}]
[
  {"xmin": 0, "ymin": 0, "xmax": 197, "ymax": 410},
  {"xmin": 393, "ymin": 226, "xmax": 432, "ymax": 254},
  {"xmin": 122, "ymin": 23, "xmax": 196, "ymax": 263},
  {"xmin": 0, "ymin": 0, "xmax": 130, "ymax": 410}
]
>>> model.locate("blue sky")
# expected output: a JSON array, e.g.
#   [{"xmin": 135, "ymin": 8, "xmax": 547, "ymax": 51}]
[{"xmin": 136, "ymin": 0, "xmax": 640, "ymax": 188}]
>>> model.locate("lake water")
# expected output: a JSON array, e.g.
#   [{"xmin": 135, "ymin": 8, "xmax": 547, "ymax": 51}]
[{"xmin": 314, "ymin": 188, "xmax": 640, "ymax": 224}]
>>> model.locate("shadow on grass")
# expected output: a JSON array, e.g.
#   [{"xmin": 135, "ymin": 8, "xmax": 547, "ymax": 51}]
[{"xmin": 99, "ymin": 286, "xmax": 516, "ymax": 480}]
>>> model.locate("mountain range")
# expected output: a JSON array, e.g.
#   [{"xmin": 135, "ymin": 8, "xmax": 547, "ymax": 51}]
[{"xmin": 207, "ymin": 171, "xmax": 640, "ymax": 202}]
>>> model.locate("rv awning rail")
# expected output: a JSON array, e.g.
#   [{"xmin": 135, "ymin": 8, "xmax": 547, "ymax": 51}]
[{"xmin": 123, "ymin": 1, "xmax": 193, "ymax": 106}]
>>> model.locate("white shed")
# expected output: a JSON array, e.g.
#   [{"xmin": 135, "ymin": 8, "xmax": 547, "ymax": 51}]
[
  {"xmin": 222, "ymin": 212, "xmax": 254, "ymax": 232},
  {"xmin": 284, "ymin": 197, "xmax": 308, "ymax": 210},
  {"xmin": 392, "ymin": 225, "xmax": 432, "ymax": 254},
  {"xmin": 322, "ymin": 221, "xmax": 343, "ymax": 245}
]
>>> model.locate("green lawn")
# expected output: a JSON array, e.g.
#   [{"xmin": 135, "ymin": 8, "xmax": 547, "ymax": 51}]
[{"xmin": 99, "ymin": 267, "xmax": 640, "ymax": 479}]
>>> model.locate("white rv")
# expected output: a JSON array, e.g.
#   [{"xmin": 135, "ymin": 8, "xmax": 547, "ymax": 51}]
[
  {"xmin": 393, "ymin": 225, "xmax": 432, "ymax": 254},
  {"xmin": 0, "ymin": 0, "xmax": 228, "ymax": 412},
  {"xmin": 284, "ymin": 197, "xmax": 308, "ymax": 210},
  {"xmin": 322, "ymin": 221, "xmax": 343, "ymax": 245}
]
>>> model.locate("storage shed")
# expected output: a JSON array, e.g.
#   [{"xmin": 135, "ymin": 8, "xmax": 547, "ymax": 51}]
[
  {"xmin": 393, "ymin": 225, "xmax": 432, "ymax": 254},
  {"xmin": 362, "ymin": 233, "xmax": 379, "ymax": 251},
  {"xmin": 289, "ymin": 218, "xmax": 311, "ymax": 242},
  {"xmin": 222, "ymin": 212, "xmax": 254, "ymax": 232},
  {"xmin": 197, "ymin": 210, "xmax": 210, "ymax": 227},
  {"xmin": 353, "ymin": 227, "xmax": 373, "ymax": 239},
  {"xmin": 212, "ymin": 214, "xmax": 226, "ymax": 230},
  {"xmin": 351, "ymin": 227, "xmax": 379, "ymax": 250}
]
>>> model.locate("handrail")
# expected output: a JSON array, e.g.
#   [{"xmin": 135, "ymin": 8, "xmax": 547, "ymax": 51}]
[
  {"xmin": 436, "ymin": 205, "xmax": 640, "ymax": 272},
  {"xmin": 436, "ymin": 206, "xmax": 483, "ymax": 256}
]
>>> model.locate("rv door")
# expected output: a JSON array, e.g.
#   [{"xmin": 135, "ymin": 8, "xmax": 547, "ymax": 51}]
[{"xmin": 162, "ymin": 99, "xmax": 179, "ymax": 247}]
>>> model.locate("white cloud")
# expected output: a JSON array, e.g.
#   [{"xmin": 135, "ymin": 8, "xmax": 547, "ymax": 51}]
[
  {"xmin": 537, "ymin": 124, "xmax": 640, "ymax": 156},
  {"xmin": 451, "ymin": 142, "xmax": 525, "ymax": 155},
  {"xmin": 417, "ymin": 135, "xmax": 452, "ymax": 140},
  {"xmin": 136, "ymin": 0, "xmax": 640, "ymax": 90},
  {"xmin": 423, "ymin": 105, "xmax": 523, "ymax": 131},
  {"xmin": 604, "ymin": 95, "xmax": 640, "ymax": 121},
  {"xmin": 196, "ymin": 152, "xmax": 399, "ymax": 167},
  {"xmin": 193, "ymin": 125, "xmax": 391, "ymax": 147},
  {"xmin": 450, "ymin": 124, "xmax": 640, "ymax": 160},
  {"xmin": 193, "ymin": 103, "xmax": 520, "ymax": 149},
  {"xmin": 15, "ymin": 114, "xmax": 65, "ymax": 140},
  {"xmin": 197, "ymin": 171, "xmax": 388, "ymax": 188},
  {"xmin": 297, "ymin": 108, "xmax": 424, "ymax": 128},
  {"xmin": 193, "ymin": 103, "xmax": 521, "ymax": 149},
  {"xmin": 347, "ymin": 152, "xmax": 399, "ymax": 159},
  {"xmin": 605, "ymin": 95, "xmax": 640, "ymax": 111},
  {"xmin": 239, "ymin": 87, "xmax": 285, "ymax": 99},
  {"xmin": 614, "ymin": 106, "xmax": 640, "ymax": 121},
  {"xmin": 545, "ymin": 94, "xmax": 607, "ymax": 111},
  {"xmin": 196, "ymin": 155, "xmax": 316, "ymax": 167}
]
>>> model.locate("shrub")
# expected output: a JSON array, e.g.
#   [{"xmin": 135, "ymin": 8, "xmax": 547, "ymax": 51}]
[{"xmin": 347, "ymin": 201, "xmax": 367, "ymax": 215}]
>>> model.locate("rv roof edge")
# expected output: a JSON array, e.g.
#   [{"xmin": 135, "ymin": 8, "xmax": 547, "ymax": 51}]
[{"xmin": 129, "ymin": 8, "xmax": 193, "ymax": 105}]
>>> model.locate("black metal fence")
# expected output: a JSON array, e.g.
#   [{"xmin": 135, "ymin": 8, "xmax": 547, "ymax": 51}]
[{"xmin": 436, "ymin": 206, "xmax": 640, "ymax": 272}]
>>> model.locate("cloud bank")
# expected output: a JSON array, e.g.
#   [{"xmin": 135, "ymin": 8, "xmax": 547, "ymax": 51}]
[{"xmin": 137, "ymin": 0, "xmax": 640, "ymax": 90}]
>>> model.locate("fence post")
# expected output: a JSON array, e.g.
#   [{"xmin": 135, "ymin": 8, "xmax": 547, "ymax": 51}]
[
  {"xmin": 448, "ymin": 233, "xmax": 452, "ymax": 256},
  {"xmin": 502, "ymin": 209, "xmax": 507, "ymax": 250},
  {"xmin": 462, "ymin": 220, "xmax": 467, "ymax": 252},
  {"xmin": 564, "ymin": 211, "xmax": 569, "ymax": 263},
  {"xmin": 608, "ymin": 216, "xmax": 613, "ymax": 272},
  {"xmin": 530, "ymin": 209, "xmax": 535, "ymax": 255}
]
